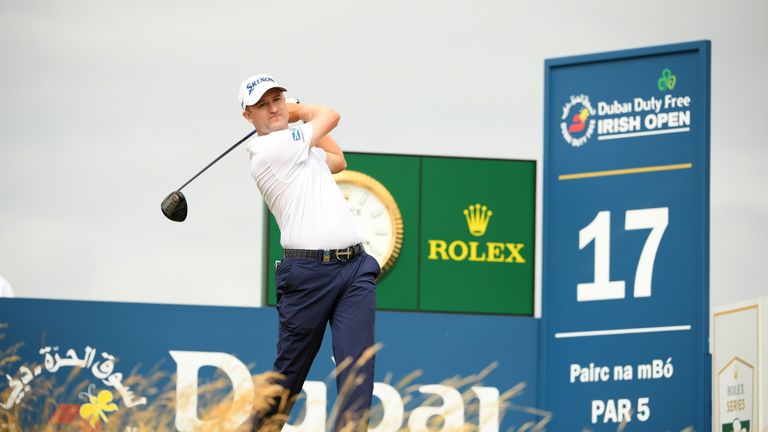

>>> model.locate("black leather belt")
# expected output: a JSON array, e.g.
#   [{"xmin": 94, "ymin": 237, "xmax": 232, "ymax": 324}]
[{"xmin": 284, "ymin": 243, "xmax": 365, "ymax": 263}]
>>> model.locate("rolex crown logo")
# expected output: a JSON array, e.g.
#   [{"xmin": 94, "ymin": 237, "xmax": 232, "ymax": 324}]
[{"xmin": 463, "ymin": 203, "xmax": 493, "ymax": 237}]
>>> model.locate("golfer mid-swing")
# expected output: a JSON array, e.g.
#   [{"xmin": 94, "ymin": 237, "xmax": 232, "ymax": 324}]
[{"xmin": 240, "ymin": 74, "xmax": 379, "ymax": 430}]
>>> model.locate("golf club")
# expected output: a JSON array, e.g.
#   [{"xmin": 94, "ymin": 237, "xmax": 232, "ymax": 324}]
[{"xmin": 161, "ymin": 129, "xmax": 257, "ymax": 222}]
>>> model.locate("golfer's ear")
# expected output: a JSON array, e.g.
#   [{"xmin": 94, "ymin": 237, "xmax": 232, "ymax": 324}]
[{"xmin": 242, "ymin": 110, "xmax": 251, "ymax": 122}]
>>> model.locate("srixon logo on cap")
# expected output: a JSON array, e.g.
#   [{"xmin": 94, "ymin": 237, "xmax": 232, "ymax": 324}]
[{"xmin": 247, "ymin": 77, "xmax": 276, "ymax": 95}]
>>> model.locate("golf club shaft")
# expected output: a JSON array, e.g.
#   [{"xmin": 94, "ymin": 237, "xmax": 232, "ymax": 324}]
[{"xmin": 176, "ymin": 129, "xmax": 258, "ymax": 191}]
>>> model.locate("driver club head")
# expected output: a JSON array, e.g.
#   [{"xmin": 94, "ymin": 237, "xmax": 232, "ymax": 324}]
[{"xmin": 161, "ymin": 191, "xmax": 188, "ymax": 222}]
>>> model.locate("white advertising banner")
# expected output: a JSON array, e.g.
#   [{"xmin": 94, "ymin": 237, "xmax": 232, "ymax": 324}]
[{"xmin": 712, "ymin": 297, "xmax": 766, "ymax": 432}]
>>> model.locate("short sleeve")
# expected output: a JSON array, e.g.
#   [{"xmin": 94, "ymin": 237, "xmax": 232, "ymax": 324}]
[
  {"xmin": 286, "ymin": 122, "xmax": 314, "ymax": 156},
  {"xmin": 311, "ymin": 147, "xmax": 326, "ymax": 161}
]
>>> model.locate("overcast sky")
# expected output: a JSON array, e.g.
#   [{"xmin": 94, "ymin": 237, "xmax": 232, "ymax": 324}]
[{"xmin": 0, "ymin": 0, "xmax": 766, "ymax": 311}]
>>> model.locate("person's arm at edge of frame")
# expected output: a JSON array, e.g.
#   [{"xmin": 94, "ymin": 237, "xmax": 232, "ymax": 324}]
[{"xmin": 287, "ymin": 102, "xmax": 346, "ymax": 174}]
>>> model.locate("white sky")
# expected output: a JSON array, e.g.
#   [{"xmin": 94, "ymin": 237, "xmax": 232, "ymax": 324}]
[{"xmin": 0, "ymin": 0, "xmax": 766, "ymax": 311}]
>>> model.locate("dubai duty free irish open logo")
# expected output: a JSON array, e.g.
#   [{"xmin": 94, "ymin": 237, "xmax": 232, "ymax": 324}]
[{"xmin": 560, "ymin": 94, "xmax": 596, "ymax": 147}]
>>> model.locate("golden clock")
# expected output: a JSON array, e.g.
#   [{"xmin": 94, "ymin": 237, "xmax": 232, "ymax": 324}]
[{"xmin": 333, "ymin": 170, "xmax": 403, "ymax": 274}]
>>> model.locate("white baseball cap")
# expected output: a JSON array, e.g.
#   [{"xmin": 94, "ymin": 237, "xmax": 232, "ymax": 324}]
[{"xmin": 239, "ymin": 74, "xmax": 287, "ymax": 110}]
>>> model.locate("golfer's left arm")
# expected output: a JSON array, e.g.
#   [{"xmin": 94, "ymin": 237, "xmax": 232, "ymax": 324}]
[
  {"xmin": 287, "ymin": 102, "xmax": 346, "ymax": 173},
  {"xmin": 315, "ymin": 135, "xmax": 346, "ymax": 173}
]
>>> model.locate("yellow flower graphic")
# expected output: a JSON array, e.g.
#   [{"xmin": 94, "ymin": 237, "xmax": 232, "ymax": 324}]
[{"xmin": 79, "ymin": 384, "xmax": 119, "ymax": 427}]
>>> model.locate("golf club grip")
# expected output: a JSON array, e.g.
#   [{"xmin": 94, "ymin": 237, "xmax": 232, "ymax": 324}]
[{"xmin": 177, "ymin": 129, "xmax": 258, "ymax": 191}]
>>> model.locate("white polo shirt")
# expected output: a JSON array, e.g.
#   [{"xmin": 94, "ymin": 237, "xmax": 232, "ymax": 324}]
[{"xmin": 246, "ymin": 123, "xmax": 362, "ymax": 250}]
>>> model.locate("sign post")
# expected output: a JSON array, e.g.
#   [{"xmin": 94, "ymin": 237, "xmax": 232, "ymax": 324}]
[{"xmin": 541, "ymin": 41, "xmax": 711, "ymax": 430}]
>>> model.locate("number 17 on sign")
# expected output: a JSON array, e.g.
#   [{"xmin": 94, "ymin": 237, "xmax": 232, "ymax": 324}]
[{"xmin": 578, "ymin": 207, "xmax": 668, "ymax": 302}]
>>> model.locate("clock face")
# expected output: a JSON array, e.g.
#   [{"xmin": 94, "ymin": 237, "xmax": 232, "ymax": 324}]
[{"xmin": 334, "ymin": 170, "xmax": 403, "ymax": 274}]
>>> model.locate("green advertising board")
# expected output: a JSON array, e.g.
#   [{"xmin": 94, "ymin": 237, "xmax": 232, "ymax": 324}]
[{"xmin": 265, "ymin": 153, "xmax": 535, "ymax": 315}]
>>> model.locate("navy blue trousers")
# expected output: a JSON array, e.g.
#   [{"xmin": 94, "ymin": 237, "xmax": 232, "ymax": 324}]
[{"xmin": 258, "ymin": 252, "xmax": 379, "ymax": 430}]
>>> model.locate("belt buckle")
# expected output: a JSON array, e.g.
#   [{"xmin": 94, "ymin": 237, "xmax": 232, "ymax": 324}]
[{"xmin": 335, "ymin": 248, "xmax": 353, "ymax": 261}]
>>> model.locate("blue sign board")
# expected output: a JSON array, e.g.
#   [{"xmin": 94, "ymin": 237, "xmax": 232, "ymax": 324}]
[
  {"xmin": 0, "ymin": 298, "xmax": 540, "ymax": 430},
  {"xmin": 541, "ymin": 41, "xmax": 711, "ymax": 430}
]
